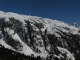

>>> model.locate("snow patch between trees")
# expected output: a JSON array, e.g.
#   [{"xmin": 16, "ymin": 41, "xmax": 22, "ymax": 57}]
[{"xmin": 57, "ymin": 46, "xmax": 75, "ymax": 60}]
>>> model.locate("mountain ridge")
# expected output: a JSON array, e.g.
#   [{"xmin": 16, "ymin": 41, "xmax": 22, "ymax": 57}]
[{"xmin": 0, "ymin": 11, "xmax": 80, "ymax": 60}]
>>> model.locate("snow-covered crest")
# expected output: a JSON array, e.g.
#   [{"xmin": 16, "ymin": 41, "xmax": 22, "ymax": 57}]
[
  {"xmin": 0, "ymin": 11, "xmax": 79, "ymax": 35},
  {"xmin": 0, "ymin": 11, "xmax": 80, "ymax": 60}
]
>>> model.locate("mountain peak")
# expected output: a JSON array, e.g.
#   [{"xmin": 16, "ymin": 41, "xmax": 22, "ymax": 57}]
[{"xmin": 0, "ymin": 11, "xmax": 80, "ymax": 60}]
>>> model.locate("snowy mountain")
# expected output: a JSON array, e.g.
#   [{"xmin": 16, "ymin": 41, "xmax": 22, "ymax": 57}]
[
  {"xmin": 0, "ymin": 11, "xmax": 80, "ymax": 60},
  {"xmin": 74, "ymin": 23, "xmax": 80, "ymax": 29}
]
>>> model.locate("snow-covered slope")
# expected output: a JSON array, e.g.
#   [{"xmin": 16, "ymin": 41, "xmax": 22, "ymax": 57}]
[
  {"xmin": 0, "ymin": 11, "xmax": 80, "ymax": 60},
  {"xmin": 74, "ymin": 23, "xmax": 80, "ymax": 29}
]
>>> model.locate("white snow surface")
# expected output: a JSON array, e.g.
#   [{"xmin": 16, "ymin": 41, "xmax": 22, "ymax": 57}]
[
  {"xmin": 0, "ymin": 38, "xmax": 14, "ymax": 50},
  {"xmin": 57, "ymin": 46, "xmax": 75, "ymax": 60},
  {"xmin": 0, "ymin": 11, "xmax": 79, "ymax": 58},
  {"xmin": 0, "ymin": 11, "xmax": 79, "ymax": 35},
  {"xmin": 4, "ymin": 28, "xmax": 35, "ymax": 56}
]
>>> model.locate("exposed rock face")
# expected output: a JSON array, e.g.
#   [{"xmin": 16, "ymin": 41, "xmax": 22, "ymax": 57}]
[{"xmin": 0, "ymin": 11, "xmax": 80, "ymax": 60}]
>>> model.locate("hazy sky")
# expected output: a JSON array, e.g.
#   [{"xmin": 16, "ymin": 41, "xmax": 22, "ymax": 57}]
[{"xmin": 0, "ymin": 0, "xmax": 80, "ymax": 24}]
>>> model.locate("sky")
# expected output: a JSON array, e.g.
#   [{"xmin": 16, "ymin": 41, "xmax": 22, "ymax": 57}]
[{"xmin": 0, "ymin": 0, "xmax": 80, "ymax": 24}]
